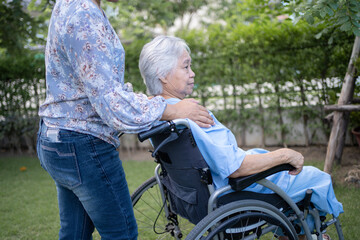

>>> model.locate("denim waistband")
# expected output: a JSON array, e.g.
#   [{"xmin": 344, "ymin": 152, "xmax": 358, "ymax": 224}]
[
  {"xmin": 38, "ymin": 118, "xmax": 60, "ymax": 141},
  {"xmin": 38, "ymin": 119, "xmax": 101, "ymax": 143}
]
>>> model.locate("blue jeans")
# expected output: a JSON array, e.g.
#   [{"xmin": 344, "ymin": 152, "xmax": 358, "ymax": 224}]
[{"xmin": 37, "ymin": 120, "xmax": 137, "ymax": 240}]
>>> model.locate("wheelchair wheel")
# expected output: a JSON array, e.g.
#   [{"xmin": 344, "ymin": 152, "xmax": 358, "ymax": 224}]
[
  {"xmin": 186, "ymin": 199, "xmax": 298, "ymax": 240},
  {"xmin": 131, "ymin": 176, "xmax": 195, "ymax": 239}
]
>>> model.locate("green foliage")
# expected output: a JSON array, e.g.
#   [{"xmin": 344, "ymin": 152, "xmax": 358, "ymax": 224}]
[
  {"xmin": 0, "ymin": 51, "xmax": 44, "ymax": 152},
  {"xmin": 177, "ymin": 17, "xmax": 353, "ymax": 145},
  {"xmin": 0, "ymin": 0, "xmax": 43, "ymax": 55},
  {"xmin": 0, "ymin": 0, "xmax": 357, "ymax": 150},
  {"xmin": 123, "ymin": 37, "xmax": 152, "ymax": 92},
  {"xmin": 295, "ymin": 0, "xmax": 360, "ymax": 41},
  {"xmin": 105, "ymin": 0, "xmax": 208, "ymax": 35},
  {"xmin": 28, "ymin": 0, "xmax": 55, "ymax": 11}
]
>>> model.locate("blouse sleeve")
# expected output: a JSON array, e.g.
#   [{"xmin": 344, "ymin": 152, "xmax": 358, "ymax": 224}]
[{"xmin": 62, "ymin": 10, "xmax": 166, "ymax": 133}]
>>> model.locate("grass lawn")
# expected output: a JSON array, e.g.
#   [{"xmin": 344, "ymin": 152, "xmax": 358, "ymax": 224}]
[{"xmin": 0, "ymin": 155, "xmax": 359, "ymax": 239}]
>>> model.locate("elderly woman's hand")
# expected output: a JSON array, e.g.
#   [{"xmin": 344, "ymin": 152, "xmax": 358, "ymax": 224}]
[
  {"xmin": 281, "ymin": 148, "xmax": 304, "ymax": 175},
  {"xmin": 162, "ymin": 98, "xmax": 214, "ymax": 128}
]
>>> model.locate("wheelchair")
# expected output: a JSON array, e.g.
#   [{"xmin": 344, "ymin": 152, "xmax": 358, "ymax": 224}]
[{"xmin": 132, "ymin": 119, "xmax": 345, "ymax": 240}]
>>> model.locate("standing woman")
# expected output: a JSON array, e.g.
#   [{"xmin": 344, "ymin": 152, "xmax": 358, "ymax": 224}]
[{"xmin": 37, "ymin": 0, "xmax": 213, "ymax": 239}]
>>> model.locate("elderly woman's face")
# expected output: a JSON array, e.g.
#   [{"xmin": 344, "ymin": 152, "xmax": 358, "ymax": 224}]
[{"xmin": 162, "ymin": 50, "xmax": 195, "ymax": 99}]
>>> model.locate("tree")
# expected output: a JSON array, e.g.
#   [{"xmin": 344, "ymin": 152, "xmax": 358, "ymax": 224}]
[
  {"xmin": 0, "ymin": 0, "xmax": 355, "ymax": 153},
  {"xmin": 0, "ymin": 0, "xmax": 48, "ymax": 153},
  {"xmin": 0, "ymin": 0, "xmax": 43, "ymax": 55},
  {"xmin": 296, "ymin": 0, "xmax": 360, "ymax": 173},
  {"xmin": 296, "ymin": 0, "xmax": 360, "ymax": 41}
]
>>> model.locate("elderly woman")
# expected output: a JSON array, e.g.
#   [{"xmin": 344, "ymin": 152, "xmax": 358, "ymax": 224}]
[{"xmin": 139, "ymin": 35, "xmax": 343, "ymax": 240}]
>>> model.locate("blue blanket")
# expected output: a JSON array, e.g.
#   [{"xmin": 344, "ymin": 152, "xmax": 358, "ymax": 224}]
[{"xmin": 165, "ymin": 98, "xmax": 343, "ymax": 218}]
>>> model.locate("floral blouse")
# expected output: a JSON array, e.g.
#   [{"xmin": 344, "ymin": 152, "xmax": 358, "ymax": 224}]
[{"xmin": 39, "ymin": 0, "xmax": 166, "ymax": 147}]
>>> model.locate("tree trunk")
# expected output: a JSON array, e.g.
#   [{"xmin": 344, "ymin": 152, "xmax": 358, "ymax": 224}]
[
  {"xmin": 232, "ymin": 83, "xmax": 237, "ymax": 110},
  {"xmin": 320, "ymin": 53, "xmax": 331, "ymax": 139},
  {"xmin": 221, "ymin": 85, "xmax": 227, "ymax": 111},
  {"xmin": 275, "ymin": 84, "xmax": 287, "ymax": 148},
  {"xmin": 34, "ymin": 78, "xmax": 40, "ymax": 111},
  {"xmin": 230, "ymin": 57, "xmax": 238, "ymax": 110},
  {"xmin": 201, "ymin": 91, "xmax": 206, "ymax": 107},
  {"xmin": 256, "ymin": 82, "xmax": 265, "ymax": 147},
  {"xmin": 299, "ymin": 80, "xmax": 310, "ymax": 146},
  {"xmin": 324, "ymin": 36, "xmax": 360, "ymax": 173},
  {"xmin": 239, "ymin": 96, "xmax": 246, "ymax": 146}
]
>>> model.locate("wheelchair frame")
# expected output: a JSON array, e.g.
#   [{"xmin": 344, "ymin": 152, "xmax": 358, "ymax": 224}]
[{"xmin": 133, "ymin": 119, "xmax": 345, "ymax": 240}]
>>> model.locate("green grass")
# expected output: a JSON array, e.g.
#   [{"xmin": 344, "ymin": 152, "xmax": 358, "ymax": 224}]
[
  {"xmin": 0, "ymin": 156, "xmax": 156, "ymax": 240},
  {"xmin": 0, "ymin": 155, "xmax": 359, "ymax": 239},
  {"xmin": 0, "ymin": 156, "xmax": 59, "ymax": 240}
]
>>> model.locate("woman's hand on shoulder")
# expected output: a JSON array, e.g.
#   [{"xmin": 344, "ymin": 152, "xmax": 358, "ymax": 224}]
[
  {"xmin": 175, "ymin": 99, "xmax": 214, "ymax": 128},
  {"xmin": 162, "ymin": 98, "xmax": 214, "ymax": 128}
]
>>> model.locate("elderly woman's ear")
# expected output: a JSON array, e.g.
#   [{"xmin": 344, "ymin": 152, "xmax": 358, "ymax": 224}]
[{"xmin": 159, "ymin": 76, "xmax": 168, "ymax": 84}]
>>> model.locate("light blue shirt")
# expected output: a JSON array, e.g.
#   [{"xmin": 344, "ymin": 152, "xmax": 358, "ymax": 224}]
[
  {"xmin": 165, "ymin": 98, "xmax": 343, "ymax": 218},
  {"xmin": 39, "ymin": 0, "xmax": 166, "ymax": 147}
]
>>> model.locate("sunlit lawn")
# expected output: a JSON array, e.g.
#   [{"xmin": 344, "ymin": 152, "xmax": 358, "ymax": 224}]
[{"xmin": 0, "ymin": 155, "xmax": 359, "ymax": 239}]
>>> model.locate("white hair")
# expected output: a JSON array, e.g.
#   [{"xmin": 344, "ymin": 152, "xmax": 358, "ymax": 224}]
[{"xmin": 139, "ymin": 35, "xmax": 191, "ymax": 95}]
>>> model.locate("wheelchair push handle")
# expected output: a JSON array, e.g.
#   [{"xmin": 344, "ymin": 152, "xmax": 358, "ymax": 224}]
[
  {"xmin": 138, "ymin": 122, "xmax": 172, "ymax": 142},
  {"xmin": 138, "ymin": 119, "xmax": 190, "ymax": 142}
]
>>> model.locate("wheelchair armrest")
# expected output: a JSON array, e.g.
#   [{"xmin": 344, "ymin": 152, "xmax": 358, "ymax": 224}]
[{"xmin": 228, "ymin": 164, "xmax": 295, "ymax": 192}]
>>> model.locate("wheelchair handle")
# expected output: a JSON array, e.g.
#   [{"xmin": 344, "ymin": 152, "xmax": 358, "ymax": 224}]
[
  {"xmin": 138, "ymin": 119, "xmax": 190, "ymax": 142},
  {"xmin": 138, "ymin": 122, "xmax": 171, "ymax": 142}
]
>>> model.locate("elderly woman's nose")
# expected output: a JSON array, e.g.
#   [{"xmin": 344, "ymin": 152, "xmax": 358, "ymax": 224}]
[{"xmin": 190, "ymin": 68, "xmax": 195, "ymax": 77}]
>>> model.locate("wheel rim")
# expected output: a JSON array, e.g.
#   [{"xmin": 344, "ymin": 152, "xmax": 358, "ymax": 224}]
[
  {"xmin": 205, "ymin": 212, "xmax": 295, "ymax": 240},
  {"xmin": 132, "ymin": 177, "xmax": 195, "ymax": 239},
  {"xmin": 187, "ymin": 200, "xmax": 297, "ymax": 240}
]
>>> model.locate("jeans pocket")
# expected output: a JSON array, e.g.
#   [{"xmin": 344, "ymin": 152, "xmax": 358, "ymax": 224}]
[{"xmin": 39, "ymin": 138, "xmax": 82, "ymax": 188}]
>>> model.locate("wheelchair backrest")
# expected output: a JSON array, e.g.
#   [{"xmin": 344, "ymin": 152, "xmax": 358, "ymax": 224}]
[{"xmin": 151, "ymin": 128, "xmax": 212, "ymax": 224}]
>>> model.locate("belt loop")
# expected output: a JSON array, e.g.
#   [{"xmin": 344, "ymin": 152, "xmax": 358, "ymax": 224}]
[
  {"xmin": 38, "ymin": 118, "xmax": 43, "ymax": 136},
  {"xmin": 38, "ymin": 118, "xmax": 48, "ymax": 136}
]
